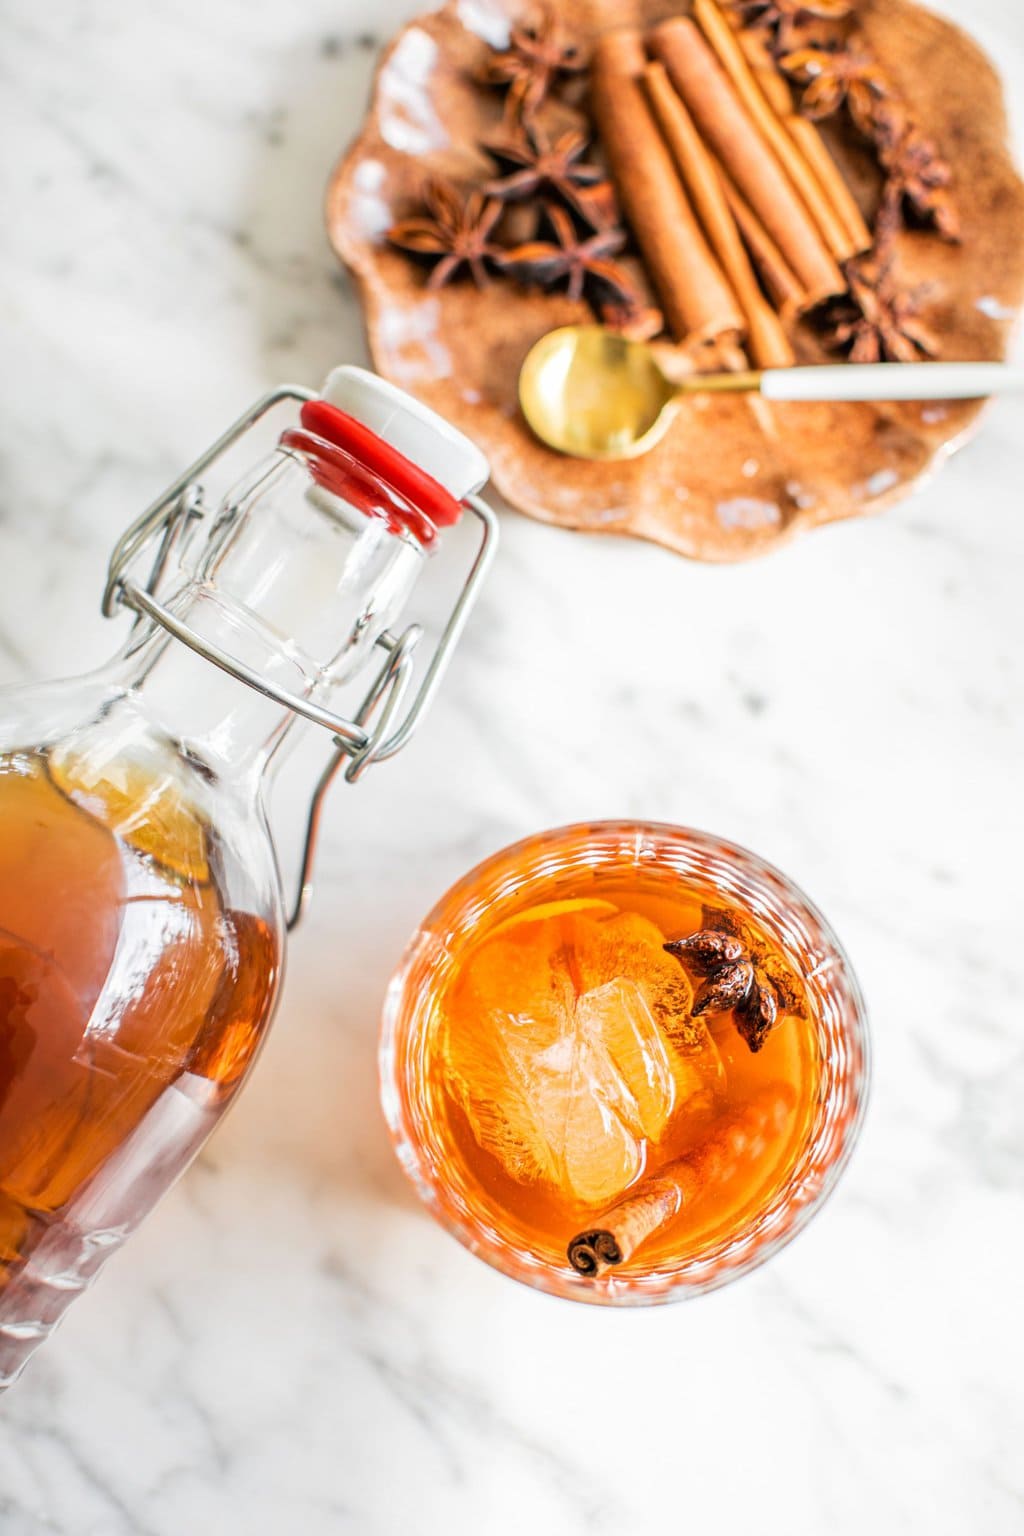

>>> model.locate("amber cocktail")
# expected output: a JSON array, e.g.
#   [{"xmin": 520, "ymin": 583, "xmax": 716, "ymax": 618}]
[
  {"xmin": 381, "ymin": 822, "xmax": 867, "ymax": 1303},
  {"xmin": 0, "ymin": 749, "xmax": 278, "ymax": 1311}
]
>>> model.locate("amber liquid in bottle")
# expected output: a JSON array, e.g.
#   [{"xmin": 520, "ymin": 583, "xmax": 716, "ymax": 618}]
[
  {"xmin": 431, "ymin": 869, "xmax": 820, "ymax": 1270},
  {"xmin": 0, "ymin": 751, "xmax": 279, "ymax": 1296}
]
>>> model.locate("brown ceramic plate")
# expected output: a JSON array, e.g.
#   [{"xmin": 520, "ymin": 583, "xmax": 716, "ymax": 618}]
[{"xmin": 327, "ymin": 0, "xmax": 1024, "ymax": 561}]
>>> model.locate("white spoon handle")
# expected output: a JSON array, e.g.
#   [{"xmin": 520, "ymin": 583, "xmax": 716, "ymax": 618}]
[{"xmin": 760, "ymin": 362, "xmax": 1024, "ymax": 402}]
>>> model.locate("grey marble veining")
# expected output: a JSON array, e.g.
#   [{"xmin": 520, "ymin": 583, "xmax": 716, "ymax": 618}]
[{"xmin": 1, "ymin": 0, "xmax": 1023, "ymax": 1531}]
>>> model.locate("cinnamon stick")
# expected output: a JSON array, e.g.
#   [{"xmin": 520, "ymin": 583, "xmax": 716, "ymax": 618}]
[
  {"xmin": 567, "ymin": 1174, "xmax": 691, "ymax": 1275},
  {"xmin": 787, "ymin": 116, "xmax": 873, "ymax": 257},
  {"xmin": 692, "ymin": 0, "xmax": 857, "ymax": 262},
  {"xmin": 643, "ymin": 62, "xmax": 795, "ymax": 368},
  {"xmin": 733, "ymin": 21, "xmax": 872, "ymax": 258},
  {"xmin": 567, "ymin": 1082, "xmax": 797, "ymax": 1277},
  {"xmin": 648, "ymin": 18, "xmax": 845, "ymax": 308},
  {"xmin": 589, "ymin": 30, "xmax": 744, "ymax": 344},
  {"xmin": 717, "ymin": 168, "xmax": 804, "ymax": 314}
]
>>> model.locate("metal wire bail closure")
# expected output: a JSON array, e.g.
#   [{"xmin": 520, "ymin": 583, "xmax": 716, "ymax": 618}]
[{"xmin": 102, "ymin": 384, "xmax": 498, "ymax": 930}]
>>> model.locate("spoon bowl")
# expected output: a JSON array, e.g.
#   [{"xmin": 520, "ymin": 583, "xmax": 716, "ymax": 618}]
[{"xmin": 518, "ymin": 325, "xmax": 680, "ymax": 459}]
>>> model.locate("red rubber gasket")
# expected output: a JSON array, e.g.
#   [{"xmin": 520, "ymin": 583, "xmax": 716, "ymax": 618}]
[
  {"xmin": 299, "ymin": 398, "xmax": 464, "ymax": 535},
  {"xmin": 279, "ymin": 427, "xmax": 437, "ymax": 548}
]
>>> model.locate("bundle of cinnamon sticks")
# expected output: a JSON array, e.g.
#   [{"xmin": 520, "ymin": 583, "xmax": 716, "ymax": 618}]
[{"xmin": 589, "ymin": 0, "xmax": 872, "ymax": 367}]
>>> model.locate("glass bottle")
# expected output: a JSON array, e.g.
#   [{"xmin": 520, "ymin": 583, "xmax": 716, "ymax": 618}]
[{"xmin": 0, "ymin": 368, "xmax": 496, "ymax": 1387}]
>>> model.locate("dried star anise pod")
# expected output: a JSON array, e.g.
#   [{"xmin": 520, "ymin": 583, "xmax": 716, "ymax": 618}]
[
  {"xmin": 594, "ymin": 291, "xmax": 666, "ymax": 342},
  {"xmin": 877, "ymin": 118, "xmax": 960, "ymax": 242},
  {"xmin": 479, "ymin": 11, "xmax": 586, "ymax": 123},
  {"xmin": 692, "ymin": 960, "xmax": 756, "ymax": 1017},
  {"xmin": 869, "ymin": 95, "xmax": 911, "ymax": 158},
  {"xmin": 664, "ymin": 930, "xmax": 745, "ymax": 972},
  {"xmin": 665, "ymin": 906, "xmax": 804, "ymax": 1054},
  {"xmin": 780, "ymin": 43, "xmax": 888, "ymax": 136},
  {"xmin": 482, "ymin": 124, "xmax": 612, "ymax": 228},
  {"xmin": 495, "ymin": 202, "xmax": 629, "ymax": 303},
  {"xmin": 387, "ymin": 177, "xmax": 504, "ymax": 290},
  {"xmin": 725, "ymin": 0, "xmax": 852, "ymax": 54},
  {"xmin": 823, "ymin": 257, "xmax": 938, "ymax": 363},
  {"xmin": 736, "ymin": 981, "xmax": 779, "ymax": 1053}
]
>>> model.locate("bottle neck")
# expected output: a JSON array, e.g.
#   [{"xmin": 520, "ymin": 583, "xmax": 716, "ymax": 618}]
[
  {"xmin": 125, "ymin": 588, "xmax": 310, "ymax": 782},
  {"xmin": 121, "ymin": 453, "xmax": 429, "ymax": 783}
]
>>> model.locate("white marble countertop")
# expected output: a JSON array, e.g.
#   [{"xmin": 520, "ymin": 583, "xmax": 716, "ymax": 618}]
[{"xmin": 1, "ymin": 1, "xmax": 1023, "ymax": 1531}]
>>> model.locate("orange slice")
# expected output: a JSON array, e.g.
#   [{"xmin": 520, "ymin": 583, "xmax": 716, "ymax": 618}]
[
  {"xmin": 487, "ymin": 897, "xmax": 618, "ymax": 940},
  {"xmin": 48, "ymin": 747, "xmax": 210, "ymax": 885}
]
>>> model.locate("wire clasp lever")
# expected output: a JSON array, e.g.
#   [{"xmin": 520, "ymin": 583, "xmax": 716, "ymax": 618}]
[{"xmin": 102, "ymin": 385, "xmax": 498, "ymax": 930}]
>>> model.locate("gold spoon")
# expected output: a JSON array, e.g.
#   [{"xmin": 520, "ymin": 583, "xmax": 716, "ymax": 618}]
[{"xmin": 518, "ymin": 324, "xmax": 1024, "ymax": 460}]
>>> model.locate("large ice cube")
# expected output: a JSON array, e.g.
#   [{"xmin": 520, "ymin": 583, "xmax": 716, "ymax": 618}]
[{"xmin": 443, "ymin": 908, "xmax": 724, "ymax": 1207}]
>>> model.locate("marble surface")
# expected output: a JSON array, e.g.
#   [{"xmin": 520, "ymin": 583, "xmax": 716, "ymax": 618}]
[{"xmin": 1, "ymin": 0, "xmax": 1023, "ymax": 1531}]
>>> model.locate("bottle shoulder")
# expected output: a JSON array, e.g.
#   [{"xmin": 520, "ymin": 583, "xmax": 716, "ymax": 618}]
[{"xmin": 0, "ymin": 683, "xmax": 284, "ymax": 938}]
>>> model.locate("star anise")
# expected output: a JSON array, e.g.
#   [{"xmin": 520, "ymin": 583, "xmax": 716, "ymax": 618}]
[
  {"xmin": 877, "ymin": 118, "xmax": 960, "ymax": 242},
  {"xmin": 869, "ymin": 95, "xmax": 910, "ymax": 159},
  {"xmin": 595, "ymin": 291, "xmax": 665, "ymax": 342},
  {"xmin": 482, "ymin": 124, "xmax": 612, "ymax": 228},
  {"xmin": 496, "ymin": 202, "xmax": 627, "ymax": 303},
  {"xmin": 725, "ymin": 0, "xmax": 852, "ymax": 54},
  {"xmin": 822, "ymin": 257, "xmax": 938, "ymax": 363},
  {"xmin": 387, "ymin": 178, "xmax": 504, "ymax": 290},
  {"xmin": 479, "ymin": 11, "xmax": 586, "ymax": 123},
  {"xmin": 780, "ymin": 43, "xmax": 888, "ymax": 136},
  {"xmin": 664, "ymin": 907, "xmax": 803, "ymax": 1054}
]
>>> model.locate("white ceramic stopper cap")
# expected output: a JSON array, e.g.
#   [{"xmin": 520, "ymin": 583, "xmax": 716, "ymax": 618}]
[{"xmin": 320, "ymin": 366, "xmax": 490, "ymax": 501}]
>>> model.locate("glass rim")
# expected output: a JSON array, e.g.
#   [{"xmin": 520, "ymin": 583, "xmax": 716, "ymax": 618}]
[{"xmin": 380, "ymin": 819, "xmax": 871, "ymax": 1306}]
